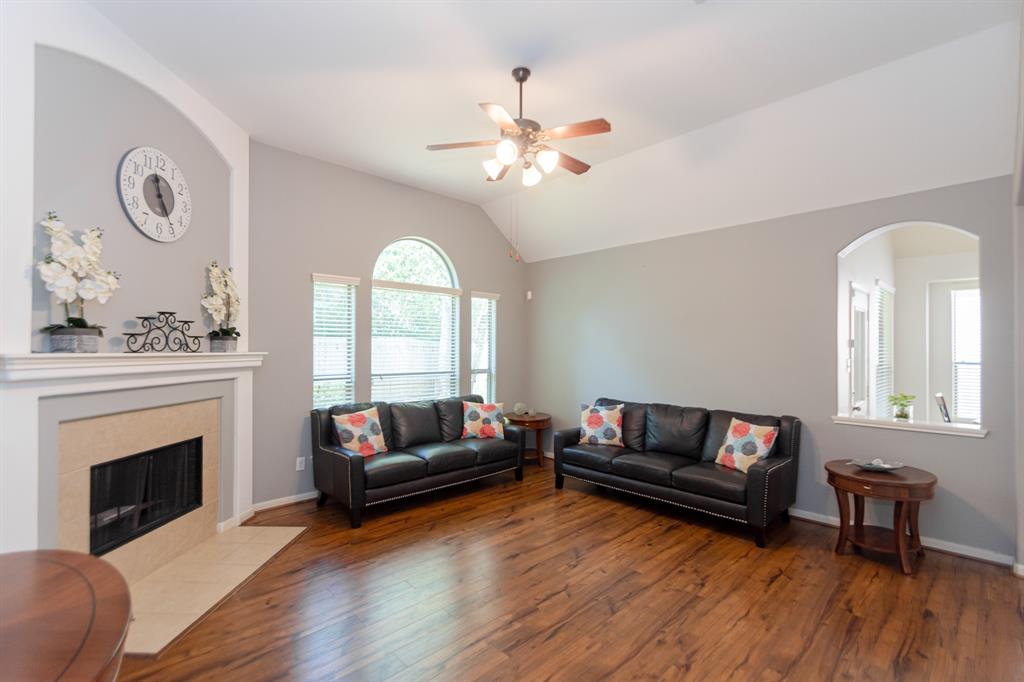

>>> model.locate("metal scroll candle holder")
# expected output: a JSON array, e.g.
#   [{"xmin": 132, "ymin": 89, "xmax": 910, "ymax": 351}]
[{"xmin": 123, "ymin": 311, "xmax": 202, "ymax": 353}]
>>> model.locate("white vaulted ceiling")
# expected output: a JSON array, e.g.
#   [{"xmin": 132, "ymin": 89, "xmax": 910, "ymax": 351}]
[{"xmin": 92, "ymin": 0, "xmax": 1020, "ymax": 261}]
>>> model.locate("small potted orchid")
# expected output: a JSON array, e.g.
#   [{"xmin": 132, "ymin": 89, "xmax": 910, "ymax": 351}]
[
  {"xmin": 36, "ymin": 212, "xmax": 120, "ymax": 353},
  {"xmin": 201, "ymin": 261, "xmax": 241, "ymax": 352}
]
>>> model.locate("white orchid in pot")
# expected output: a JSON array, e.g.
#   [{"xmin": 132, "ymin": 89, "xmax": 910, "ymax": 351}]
[
  {"xmin": 201, "ymin": 261, "xmax": 241, "ymax": 352},
  {"xmin": 37, "ymin": 212, "xmax": 120, "ymax": 352}
]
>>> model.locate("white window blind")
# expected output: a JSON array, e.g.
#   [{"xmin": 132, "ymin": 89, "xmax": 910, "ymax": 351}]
[
  {"xmin": 371, "ymin": 239, "xmax": 460, "ymax": 403},
  {"xmin": 952, "ymin": 287, "xmax": 981, "ymax": 422},
  {"xmin": 872, "ymin": 284, "xmax": 894, "ymax": 418},
  {"xmin": 312, "ymin": 274, "xmax": 357, "ymax": 408},
  {"xmin": 471, "ymin": 294, "xmax": 497, "ymax": 401}
]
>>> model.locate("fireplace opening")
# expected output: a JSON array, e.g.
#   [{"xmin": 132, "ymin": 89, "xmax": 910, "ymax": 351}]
[{"xmin": 90, "ymin": 437, "xmax": 202, "ymax": 555}]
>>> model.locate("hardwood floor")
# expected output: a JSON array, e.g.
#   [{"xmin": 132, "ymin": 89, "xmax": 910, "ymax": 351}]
[{"xmin": 120, "ymin": 467, "xmax": 1023, "ymax": 681}]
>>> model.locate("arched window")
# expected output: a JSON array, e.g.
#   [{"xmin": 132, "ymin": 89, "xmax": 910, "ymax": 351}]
[{"xmin": 371, "ymin": 238, "xmax": 460, "ymax": 402}]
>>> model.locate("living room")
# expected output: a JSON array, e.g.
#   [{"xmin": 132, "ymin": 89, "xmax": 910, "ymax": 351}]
[{"xmin": 1, "ymin": 1, "xmax": 1022, "ymax": 680}]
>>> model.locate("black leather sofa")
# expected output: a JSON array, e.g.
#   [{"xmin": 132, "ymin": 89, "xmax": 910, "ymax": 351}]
[
  {"xmin": 554, "ymin": 398, "xmax": 801, "ymax": 546},
  {"xmin": 311, "ymin": 394, "xmax": 525, "ymax": 527}
]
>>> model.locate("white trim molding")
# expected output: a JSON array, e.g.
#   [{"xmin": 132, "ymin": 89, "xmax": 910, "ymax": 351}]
[
  {"xmin": 372, "ymin": 279, "xmax": 463, "ymax": 297},
  {"xmin": 251, "ymin": 490, "xmax": 320, "ymax": 513},
  {"xmin": 831, "ymin": 415, "xmax": 988, "ymax": 438},
  {"xmin": 0, "ymin": 352, "xmax": 266, "ymax": 383},
  {"xmin": 470, "ymin": 290, "xmax": 502, "ymax": 300},
  {"xmin": 312, "ymin": 273, "xmax": 361, "ymax": 286}
]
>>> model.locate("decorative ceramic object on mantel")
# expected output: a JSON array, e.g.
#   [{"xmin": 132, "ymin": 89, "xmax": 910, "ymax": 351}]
[
  {"xmin": 201, "ymin": 260, "xmax": 241, "ymax": 352},
  {"xmin": 36, "ymin": 212, "xmax": 120, "ymax": 353}
]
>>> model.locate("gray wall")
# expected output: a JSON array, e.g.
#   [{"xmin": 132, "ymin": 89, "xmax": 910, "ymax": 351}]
[
  {"xmin": 525, "ymin": 176, "xmax": 1016, "ymax": 558},
  {"xmin": 249, "ymin": 142, "xmax": 528, "ymax": 504},
  {"xmin": 33, "ymin": 47, "xmax": 229, "ymax": 351}
]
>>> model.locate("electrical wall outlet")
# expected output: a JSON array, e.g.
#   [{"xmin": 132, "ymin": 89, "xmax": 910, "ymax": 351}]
[{"xmin": 296, "ymin": 456, "xmax": 306, "ymax": 471}]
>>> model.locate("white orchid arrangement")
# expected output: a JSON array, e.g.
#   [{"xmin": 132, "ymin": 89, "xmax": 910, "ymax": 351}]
[
  {"xmin": 37, "ymin": 212, "xmax": 120, "ymax": 335},
  {"xmin": 200, "ymin": 261, "xmax": 241, "ymax": 337}
]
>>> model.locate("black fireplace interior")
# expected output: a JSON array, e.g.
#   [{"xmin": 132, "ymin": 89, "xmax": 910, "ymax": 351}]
[{"xmin": 90, "ymin": 436, "xmax": 202, "ymax": 556}]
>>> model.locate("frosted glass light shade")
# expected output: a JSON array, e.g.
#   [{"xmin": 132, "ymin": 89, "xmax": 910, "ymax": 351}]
[
  {"xmin": 522, "ymin": 164, "xmax": 542, "ymax": 187},
  {"xmin": 495, "ymin": 139, "xmax": 519, "ymax": 165},
  {"xmin": 536, "ymin": 148, "xmax": 559, "ymax": 174},
  {"xmin": 482, "ymin": 158, "xmax": 504, "ymax": 180}
]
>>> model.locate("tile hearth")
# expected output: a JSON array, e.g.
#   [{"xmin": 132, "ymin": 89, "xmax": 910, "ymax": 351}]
[{"xmin": 125, "ymin": 525, "xmax": 305, "ymax": 655}]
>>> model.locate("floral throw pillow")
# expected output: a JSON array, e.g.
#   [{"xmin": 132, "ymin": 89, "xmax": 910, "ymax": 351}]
[
  {"xmin": 579, "ymin": 403, "xmax": 624, "ymax": 447},
  {"xmin": 463, "ymin": 402, "xmax": 505, "ymax": 439},
  {"xmin": 715, "ymin": 418, "xmax": 778, "ymax": 474},
  {"xmin": 333, "ymin": 406, "xmax": 388, "ymax": 457}
]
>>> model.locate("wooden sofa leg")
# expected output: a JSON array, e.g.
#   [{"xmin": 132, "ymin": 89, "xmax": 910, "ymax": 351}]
[
  {"xmin": 780, "ymin": 509, "xmax": 790, "ymax": 523},
  {"xmin": 316, "ymin": 491, "xmax": 328, "ymax": 507},
  {"xmin": 515, "ymin": 466, "xmax": 524, "ymax": 481},
  {"xmin": 753, "ymin": 527, "xmax": 767, "ymax": 548},
  {"xmin": 349, "ymin": 507, "xmax": 362, "ymax": 529},
  {"xmin": 555, "ymin": 473, "xmax": 564, "ymax": 489}
]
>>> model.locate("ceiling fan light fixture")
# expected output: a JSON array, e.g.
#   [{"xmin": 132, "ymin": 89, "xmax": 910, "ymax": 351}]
[
  {"xmin": 495, "ymin": 139, "xmax": 519, "ymax": 165},
  {"xmin": 522, "ymin": 163, "xmax": 542, "ymax": 187},
  {"xmin": 536, "ymin": 148, "xmax": 559, "ymax": 174},
  {"xmin": 482, "ymin": 158, "xmax": 504, "ymax": 180}
]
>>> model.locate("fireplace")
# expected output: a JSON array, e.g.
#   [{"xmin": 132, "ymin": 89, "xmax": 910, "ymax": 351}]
[{"xmin": 90, "ymin": 437, "xmax": 203, "ymax": 555}]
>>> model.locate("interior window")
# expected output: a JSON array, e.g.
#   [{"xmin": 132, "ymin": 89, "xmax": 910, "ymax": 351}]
[
  {"xmin": 951, "ymin": 286, "xmax": 981, "ymax": 422},
  {"xmin": 312, "ymin": 275, "xmax": 357, "ymax": 408},
  {"xmin": 471, "ymin": 295, "xmax": 497, "ymax": 402}
]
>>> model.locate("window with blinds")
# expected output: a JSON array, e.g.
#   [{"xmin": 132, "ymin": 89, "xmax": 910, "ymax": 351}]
[
  {"xmin": 951, "ymin": 287, "xmax": 981, "ymax": 422},
  {"xmin": 872, "ymin": 284, "xmax": 894, "ymax": 419},
  {"xmin": 471, "ymin": 294, "xmax": 497, "ymax": 402},
  {"xmin": 312, "ymin": 274, "xmax": 357, "ymax": 409},
  {"xmin": 371, "ymin": 239, "xmax": 460, "ymax": 403}
]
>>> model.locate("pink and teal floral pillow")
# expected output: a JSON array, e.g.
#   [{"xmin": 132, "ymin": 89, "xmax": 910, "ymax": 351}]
[
  {"xmin": 463, "ymin": 401, "xmax": 505, "ymax": 439},
  {"xmin": 579, "ymin": 403, "xmax": 624, "ymax": 447},
  {"xmin": 333, "ymin": 406, "xmax": 388, "ymax": 457},
  {"xmin": 715, "ymin": 418, "xmax": 778, "ymax": 474}
]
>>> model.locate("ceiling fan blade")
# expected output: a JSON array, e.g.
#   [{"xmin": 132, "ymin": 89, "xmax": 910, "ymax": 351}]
[
  {"xmin": 479, "ymin": 103, "xmax": 520, "ymax": 133},
  {"xmin": 426, "ymin": 140, "xmax": 499, "ymax": 151},
  {"xmin": 542, "ymin": 118, "xmax": 611, "ymax": 140},
  {"xmin": 541, "ymin": 145, "xmax": 590, "ymax": 175},
  {"xmin": 486, "ymin": 164, "xmax": 510, "ymax": 182}
]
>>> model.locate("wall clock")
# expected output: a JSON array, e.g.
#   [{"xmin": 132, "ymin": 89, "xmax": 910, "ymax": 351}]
[{"xmin": 117, "ymin": 146, "xmax": 192, "ymax": 242}]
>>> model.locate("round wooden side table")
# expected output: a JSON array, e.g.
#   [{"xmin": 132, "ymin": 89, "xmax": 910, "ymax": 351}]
[
  {"xmin": 825, "ymin": 459, "xmax": 937, "ymax": 574},
  {"xmin": 0, "ymin": 550, "xmax": 132, "ymax": 681},
  {"xmin": 505, "ymin": 412, "xmax": 552, "ymax": 467}
]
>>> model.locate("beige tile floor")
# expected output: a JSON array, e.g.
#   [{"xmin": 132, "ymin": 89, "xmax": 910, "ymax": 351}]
[{"xmin": 125, "ymin": 525, "xmax": 305, "ymax": 655}]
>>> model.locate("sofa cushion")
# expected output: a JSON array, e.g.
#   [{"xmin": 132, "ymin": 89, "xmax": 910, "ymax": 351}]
[
  {"xmin": 562, "ymin": 444, "xmax": 635, "ymax": 473},
  {"xmin": 330, "ymin": 402, "xmax": 393, "ymax": 451},
  {"xmin": 364, "ymin": 452, "xmax": 427, "ymax": 489},
  {"xmin": 332, "ymin": 406, "xmax": 388, "ymax": 456},
  {"xmin": 579, "ymin": 403, "xmax": 624, "ymax": 446},
  {"xmin": 596, "ymin": 397, "xmax": 647, "ymax": 451},
  {"xmin": 610, "ymin": 451, "xmax": 693, "ymax": 486},
  {"xmin": 453, "ymin": 438, "xmax": 518, "ymax": 465},
  {"xmin": 715, "ymin": 418, "xmax": 779, "ymax": 473},
  {"xmin": 463, "ymin": 401, "xmax": 505, "ymax": 439},
  {"xmin": 700, "ymin": 410, "xmax": 781, "ymax": 462},
  {"xmin": 390, "ymin": 401, "xmax": 443, "ymax": 449},
  {"xmin": 435, "ymin": 394, "xmax": 483, "ymax": 441},
  {"xmin": 645, "ymin": 404, "xmax": 709, "ymax": 459},
  {"xmin": 671, "ymin": 462, "xmax": 747, "ymax": 504},
  {"xmin": 402, "ymin": 442, "xmax": 477, "ymax": 474}
]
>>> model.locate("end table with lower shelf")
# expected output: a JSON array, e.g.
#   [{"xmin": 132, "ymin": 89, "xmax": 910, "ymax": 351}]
[
  {"xmin": 505, "ymin": 412, "xmax": 551, "ymax": 467},
  {"xmin": 825, "ymin": 459, "xmax": 937, "ymax": 574}
]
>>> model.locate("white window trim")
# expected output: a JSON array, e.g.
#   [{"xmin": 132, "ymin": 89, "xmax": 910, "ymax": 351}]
[
  {"xmin": 372, "ymin": 279, "xmax": 462, "ymax": 297},
  {"xmin": 470, "ymin": 295, "xmax": 497, "ymax": 402},
  {"xmin": 312, "ymin": 273, "xmax": 361, "ymax": 286},
  {"xmin": 470, "ymin": 290, "xmax": 501, "ymax": 301}
]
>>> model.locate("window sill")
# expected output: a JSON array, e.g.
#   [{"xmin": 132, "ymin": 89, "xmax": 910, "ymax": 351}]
[{"xmin": 831, "ymin": 415, "xmax": 988, "ymax": 438}]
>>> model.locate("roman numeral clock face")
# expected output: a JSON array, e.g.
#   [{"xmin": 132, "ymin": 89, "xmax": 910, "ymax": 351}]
[{"xmin": 117, "ymin": 146, "xmax": 192, "ymax": 242}]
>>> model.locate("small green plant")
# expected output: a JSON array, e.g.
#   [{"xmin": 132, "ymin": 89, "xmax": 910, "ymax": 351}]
[{"xmin": 888, "ymin": 393, "xmax": 916, "ymax": 420}]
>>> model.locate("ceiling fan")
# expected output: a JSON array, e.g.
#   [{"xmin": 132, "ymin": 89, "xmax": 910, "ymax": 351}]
[{"xmin": 426, "ymin": 67, "xmax": 611, "ymax": 187}]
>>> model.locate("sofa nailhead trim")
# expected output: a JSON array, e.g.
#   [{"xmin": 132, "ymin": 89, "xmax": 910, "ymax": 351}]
[
  {"xmin": 762, "ymin": 458, "xmax": 790, "ymax": 526},
  {"xmin": 365, "ymin": 467, "xmax": 517, "ymax": 507},
  {"xmin": 563, "ymin": 474, "xmax": 746, "ymax": 524}
]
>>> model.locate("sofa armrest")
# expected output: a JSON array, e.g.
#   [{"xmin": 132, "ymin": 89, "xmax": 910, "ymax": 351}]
[
  {"xmin": 553, "ymin": 427, "xmax": 582, "ymax": 471},
  {"xmin": 310, "ymin": 411, "xmax": 366, "ymax": 510},
  {"xmin": 745, "ymin": 455, "xmax": 796, "ymax": 529},
  {"xmin": 503, "ymin": 424, "xmax": 526, "ymax": 466}
]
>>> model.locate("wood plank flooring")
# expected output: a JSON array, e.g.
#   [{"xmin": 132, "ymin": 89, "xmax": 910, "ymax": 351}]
[{"xmin": 120, "ymin": 467, "xmax": 1024, "ymax": 681}]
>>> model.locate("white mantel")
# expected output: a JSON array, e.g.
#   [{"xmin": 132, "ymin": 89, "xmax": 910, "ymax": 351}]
[{"xmin": 0, "ymin": 351, "xmax": 265, "ymax": 552}]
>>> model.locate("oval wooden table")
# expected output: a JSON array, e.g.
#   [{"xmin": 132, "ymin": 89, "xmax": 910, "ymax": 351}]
[
  {"xmin": 825, "ymin": 460, "xmax": 937, "ymax": 574},
  {"xmin": 505, "ymin": 412, "xmax": 552, "ymax": 468},
  {"xmin": 0, "ymin": 550, "xmax": 132, "ymax": 681}
]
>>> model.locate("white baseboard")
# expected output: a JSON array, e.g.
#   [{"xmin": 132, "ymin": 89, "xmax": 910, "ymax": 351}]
[
  {"xmin": 216, "ymin": 516, "xmax": 239, "ymax": 533},
  {"xmin": 251, "ymin": 490, "xmax": 319, "ymax": 512},
  {"xmin": 789, "ymin": 508, "xmax": 1015, "ymax": 567},
  {"xmin": 1014, "ymin": 563, "xmax": 1024, "ymax": 578}
]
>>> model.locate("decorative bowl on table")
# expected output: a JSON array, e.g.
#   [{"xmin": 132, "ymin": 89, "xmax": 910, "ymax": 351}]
[{"xmin": 849, "ymin": 458, "xmax": 904, "ymax": 472}]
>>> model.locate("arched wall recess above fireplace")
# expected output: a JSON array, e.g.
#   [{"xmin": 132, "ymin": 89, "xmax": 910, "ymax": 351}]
[{"xmin": 834, "ymin": 221, "xmax": 986, "ymax": 437}]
